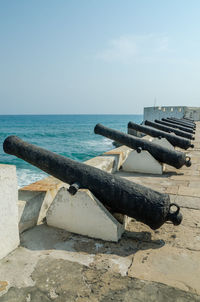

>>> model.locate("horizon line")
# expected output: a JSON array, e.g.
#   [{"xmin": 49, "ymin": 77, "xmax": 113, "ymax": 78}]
[{"xmin": 0, "ymin": 113, "xmax": 143, "ymax": 116}]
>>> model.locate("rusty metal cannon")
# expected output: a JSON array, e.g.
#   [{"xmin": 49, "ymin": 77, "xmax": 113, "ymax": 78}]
[
  {"xmin": 163, "ymin": 118, "xmax": 195, "ymax": 130},
  {"xmin": 170, "ymin": 117, "xmax": 195, "ymax": 127},
  {"xmin": 128, "ymin": 121, "xmax": 194, "ymax": 149},
  {"xmin": 154, "ymin": 119, "xmax": 195, "ymax": 134},
  {"xmin": 169, "ymin": 118, "xmax": 196, "ymax": 129},
  {"xmin": 144, "ymin": 120, "xmax": 194, "ymax": 141},
  {"xmin": 3, "ymin": 135, "xmax": 182, "ymax": 230},
  {"xmin": 182, "ymin": 117, "xmax": 194, "ymax": 123},
  {"xmin": 94, "ymin": 124, "xmax": 191, "ymax": 168}
]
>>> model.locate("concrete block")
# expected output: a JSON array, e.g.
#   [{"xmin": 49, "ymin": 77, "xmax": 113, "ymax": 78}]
[
  {"xmin": 0, "ymin": 164, "xmax": 19, "ymax": 260},
  {"xmin": 152, "ymin": 137, "xmax": 174, "ymax": 150},
  {"xmin": 103, "ymin": 146, "xmax": 131, "ymax": 170},
  {"xmin": 18, "ymin": 191, "xmax": 46, "ymax": 233},
  {"xmin": 18, "ymin": 176, "xmax": 68, "ymax": 233},
  {"xmin": 122, "ymin": 150, "xmax": 163, "ymax": 174},
  {"xmin": 46, "ymin": 187, "xmax": 125, "ymax": 242},
  {"xmin": 85, "ymin": 156, "xmax": 116, "ymax": 173}
]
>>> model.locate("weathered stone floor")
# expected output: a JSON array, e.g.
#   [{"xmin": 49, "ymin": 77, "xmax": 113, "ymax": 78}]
[{"xmin": 1, "ymin": 122, "xmax": 200, "ymax": 301}]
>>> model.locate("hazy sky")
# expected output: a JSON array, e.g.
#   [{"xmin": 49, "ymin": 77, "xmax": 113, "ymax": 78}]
[{"xmin": 1, "ymin": 0, "xmax": 200, "ymax": 114}]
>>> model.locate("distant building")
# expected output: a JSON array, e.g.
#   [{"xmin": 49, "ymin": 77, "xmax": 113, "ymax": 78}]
[{"xmin": 144, "ymin": 106, "xmax": 200, "ymax": 121}]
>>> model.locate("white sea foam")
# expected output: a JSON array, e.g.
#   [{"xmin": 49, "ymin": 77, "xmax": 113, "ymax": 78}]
[
  {"xmin": 85, "ymin": 138, "xmax": 113, "ymax": 148},
  {"xmin": 16, "ymin": 168, "xmax": 47, "ymax": 189},
  {"xmin": 102, "ymin": 137, "xmax": 114, "ymax": 146}
]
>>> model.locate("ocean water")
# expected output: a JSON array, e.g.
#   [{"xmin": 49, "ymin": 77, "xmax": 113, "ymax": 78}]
[{"xmin": 0, "ymin": 114, "xmax": 143, "ymax": 188}]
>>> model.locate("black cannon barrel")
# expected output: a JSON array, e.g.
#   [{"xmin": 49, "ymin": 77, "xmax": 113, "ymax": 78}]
[
  {"xmin": 172, "ymin": 117, "xmax": 195, "ymax": 126},
  {"xmin": 167, "ymin": 117, "xmax": 195, "ymax": 127},
  {"xmin": 162, "ymin": 118, "xmax": 195, "ymax": 130},
  {"xmin": 128, "ymin": 121, "xmax": 194, "ymax": 150},
  {"xmin": 3, "ymin": 135, "xmax": 183, "ymax": 230},
  {"xmin": 94, "ymin": 124, "xmax": 191, "ymax": 169},
  {"xmin": 144, "ymin": 120, "xmax": 194, "ymax": 141},
  {"xmin": 165, "ymin": 118, "xmax": 195, "ymax": 130},
  {"xmin": 170, "ymin": 118, "xmax": 196, "ymax": 129},
  {"xmin": 155, "ymin": 119, "xmax": 195, "ymax": 134},
  {"xmin": 182, "ymin": 117, "xmax": 194, "ymax": 123},
  {"xmin": 180, "ymin": 119, "xmax": 195, "ymax": 126}
]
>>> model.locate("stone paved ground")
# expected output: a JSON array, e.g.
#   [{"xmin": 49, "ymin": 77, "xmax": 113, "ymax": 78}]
[{"xmin": 0, "ymin": 122, "xmax": 200, "ymax": 301}]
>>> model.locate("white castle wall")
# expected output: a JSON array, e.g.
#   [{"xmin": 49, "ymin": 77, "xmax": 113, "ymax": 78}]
[
  {"xmin": 144, "ymin": 106, "xmax": 200, "ymax": 121},
  {"xmin": 144, "ymin": 106, "xmax": 185, "ymax": 122},
  {"xmin": 185, "ymin": 107, "xmax": 200, "ymax": 121}
]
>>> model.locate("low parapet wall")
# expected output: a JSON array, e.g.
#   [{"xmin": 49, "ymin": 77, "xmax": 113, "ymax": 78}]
[{"xmin": 0, "ymin": 165, "xmax": 19, "ymax": 260}]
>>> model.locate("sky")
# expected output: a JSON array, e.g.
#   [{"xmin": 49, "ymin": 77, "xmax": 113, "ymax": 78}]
[{"xmin": 0, "ymin": 0, "xmax": 200, "ymax": 114}]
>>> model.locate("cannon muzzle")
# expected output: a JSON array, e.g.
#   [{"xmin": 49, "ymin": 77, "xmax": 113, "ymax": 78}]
[
  {"xmin": 94, "ymin": 124, "xmax": 191, "ymax": 169},
  {"xmin": 3, "ymin": 135, "xmax": 183, "ymax": 230}
]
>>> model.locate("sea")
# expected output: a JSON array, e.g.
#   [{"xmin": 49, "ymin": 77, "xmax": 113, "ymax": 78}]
[{"xmin": 0, "ymin": 114, "xmax": 143, "ymax": 188}]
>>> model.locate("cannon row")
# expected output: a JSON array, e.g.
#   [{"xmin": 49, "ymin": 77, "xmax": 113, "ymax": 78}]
[
  {"xmin": 154, "ymin": 119, "xmax": 195, "ymax": 134},
  {"xmin": 128, "ymin": 121, "xmax": 194, "ymax": 149},
  {"xmin": 3, "ymin": 116, "xmax": 194, "ymax": 231},
  {"xmin": 144, "ymin": 120, "xmax": 194, "ymax": 140},
  {"xmin": 3, "ymin": 135, "xmax": 182, "ymax": 230},
  {"xmin": 162, "ymin": 118, "xmax": 195, "ymax": 130}
]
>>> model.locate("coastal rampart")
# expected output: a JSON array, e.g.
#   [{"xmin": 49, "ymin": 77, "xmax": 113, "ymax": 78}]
[{"xmin": 0, "ymin": 125, "xmax": 200, "ymax": 301}]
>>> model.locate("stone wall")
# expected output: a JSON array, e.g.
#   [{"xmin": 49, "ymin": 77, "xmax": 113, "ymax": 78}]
[
  {"xmin": 143, "ymin": 106, "xmax": 185, "ymax": 122},
  {"xmin": 144, "ymin": 106, "xmax": 200, "ymax": 121}
]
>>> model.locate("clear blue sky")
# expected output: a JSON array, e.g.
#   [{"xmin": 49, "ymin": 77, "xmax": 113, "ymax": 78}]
[{"xmin": 0, "ymin": 0, "xmax": 200, "ymax": 114}]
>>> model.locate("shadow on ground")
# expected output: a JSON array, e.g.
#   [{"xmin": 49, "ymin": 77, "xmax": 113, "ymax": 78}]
[{"xmin": 20, "ymin": 224, "xmax": 165, "ymax": 257}]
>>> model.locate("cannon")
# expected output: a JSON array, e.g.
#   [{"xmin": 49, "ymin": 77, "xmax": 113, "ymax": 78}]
[
  {"xmin": 169, "ymin": 118, "xmax": 196, "ymax": 129},
  {"xmin": 182, "ymin": 117, "xmax": 194, "ymax": 123},
  {"xmin": 94, "ymin": 124, "xmax": 191, "ymax": 168},
  {"xmin": 180, "ymin": 119, "xmax": 195, "ymax": 127},
  {"xmin": 128, "ymin": 121, "xmax": 194, "ymax": 149},
  {"xmin": 167, "ymin": 117, "xmax": 195, "ymax": 127},
  {"xmin": 155, "ymin": 119, "xmax": 195, "ymax": 134},
  {"xmin": 162, "ymin": 118, "xmax": 195, "ymax": 130},
  {"xmin": 171, "ymin": 117, "xmax": 195, "ymax": 126},
  {"xmin": 144, "ymin": 120, "xmax": 194, "ymax": 141},
  {"xmin": 164, "ymin": 118, "xmax": 195, "ymax": 130},
  {"xmin": 3, "ymin": 135, "xmax": 182, "ymax": 230}
]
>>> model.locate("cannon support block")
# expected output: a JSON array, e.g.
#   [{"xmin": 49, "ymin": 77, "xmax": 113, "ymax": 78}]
[
  {"xmin": 46, "ymin": 187, "xmax": 129, "ymax": 242},
  {"xmin": 122, "ymin": 150, "xmax": 163, "ymax": 174},
  {"xmin": 151, "ymin": 137, "xmax": 174, "ymax": 151}
]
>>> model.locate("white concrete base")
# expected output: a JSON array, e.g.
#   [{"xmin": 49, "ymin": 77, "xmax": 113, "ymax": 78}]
[
  {"xmin": 0, "ymin": 164, "xmax": 19, "ymax": 260},
  {"xmin": 17, "ymin": 191, "xmax": 46, "ymax": 233},
  {"xmin": 46, "ymin": 187, "xmax": 125, "ymax": 242},
  {"xmin": 122, "ymin": 150, "xmax": 163, "ymax": 174},
  {"xmin": 151, "ymin": 137, "xmax": 174, "ymax": 150}
]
